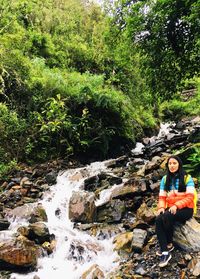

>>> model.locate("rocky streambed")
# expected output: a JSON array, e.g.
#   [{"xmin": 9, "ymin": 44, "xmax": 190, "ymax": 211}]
[{"xmin": 0, "ymin": 117, "xmax": 199, "ymax": 279}]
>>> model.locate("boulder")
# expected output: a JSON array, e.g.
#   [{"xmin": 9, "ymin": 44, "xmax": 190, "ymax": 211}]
[
  {"xmin": 110, "ymin": 178, "xmax": 147, "ymax": 199},
  {"xmin": 69, "ymin": 191, "xmax": 96, "ymax": 223},
  {"xmin": 136, "ymin": 203, "xmax": 155, "ymax": 224},
  {"xmin": 174, "ymin": 218, "xmax": 200, "ymax": 252},
  {"xmin": 81, "ymin": 264, "xmax": 105, "ymax": 279},
  {"xmin": 5, "ymin": 203, "xmax": 47, "ymax": 223},
  {"xmin": 131, "ymin": 228, "xmax": 148, "ymax": 253},
  {"xmin": 0, "ymin": 236, "xmax": 40, "ymax": 270},
  {"xmin": 113, "ymin": 232, "xmax": 133, "ymax": 252},
  {"xmin": 96, "ymin": 199, "xmax": 125, "ymax": 223},
  {"xmin": 0, "ymin": 219, "xmax": 10, "ymax": 230}
]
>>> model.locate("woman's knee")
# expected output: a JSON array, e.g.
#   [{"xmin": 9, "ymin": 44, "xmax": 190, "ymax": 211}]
[{"xmin": 155, "ymin": 214, "xmax": 163, "ymax": 225}]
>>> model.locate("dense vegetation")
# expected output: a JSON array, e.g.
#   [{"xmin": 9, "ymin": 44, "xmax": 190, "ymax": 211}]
[{"xmin": 0, "ymin": 0, "xmax": 200, "ymax": 176}]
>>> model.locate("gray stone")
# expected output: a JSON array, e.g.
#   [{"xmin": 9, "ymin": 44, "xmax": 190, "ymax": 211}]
[
  {"xmin": 174, "ymin": 218, "xmax": 200, "ymax": 252},
  {"xmin": 131, "ymin": 228, "xmax": 147, "ymax": 253}
]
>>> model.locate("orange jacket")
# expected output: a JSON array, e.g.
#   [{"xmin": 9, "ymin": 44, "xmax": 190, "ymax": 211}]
[{"xmin": 158, "ymin": 175, "xmax": 195, "ymax": 210}]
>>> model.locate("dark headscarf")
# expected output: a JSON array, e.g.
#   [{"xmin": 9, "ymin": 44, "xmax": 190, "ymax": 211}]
[{"xmin": 165, "ymin": 155, "xmax": 186, "ymax": 192}]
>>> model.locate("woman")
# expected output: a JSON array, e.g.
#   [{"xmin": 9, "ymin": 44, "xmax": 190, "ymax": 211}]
[{"xmin": 155, "ymin": 155, "xmax": 195, "ymax": 268}]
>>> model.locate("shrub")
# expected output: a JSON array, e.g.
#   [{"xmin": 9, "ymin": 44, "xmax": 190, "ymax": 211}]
[{"xmin": 0, "ymin": 103, "xmax": 27, "ymax": 162}]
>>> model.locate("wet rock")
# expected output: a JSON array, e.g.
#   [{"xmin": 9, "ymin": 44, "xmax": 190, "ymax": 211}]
[
  {"xmin": 0, "ymin": 236, "xmax": 40, "ymax": 270},
  {"xmin": 29, "ymin": 203, "xmax": 48, "ymax": 223},
  {"xmin": 84, "ymin": 173, "xmax": 122, "ymax": 192},
  {"xmin": 69, "ymin": 191, "xmax": 96, "ymax": 223},
  {"xmin": 144, "ymin": 156, "xmax": 162, "ymax": 173},
  {"xmin": 174, "ymin": 218, "xmax": 200, "ymax": 252},
  {"xmin": 45, "ymin": 171, "xmax": 57, "ymax": 185},
  {"xmin": 96, "ymin": 199, "xmax": 125, "ymax": 223},
  {"xmin": 81, "ymin": 263, "xmax": 105, "ymax": 279},
  {"xmin": 175, "ymin": 121, "xmax": 186, "ymax": 130},
  {"xmin": 68, "ymin": 239, "xmax": 103, "ymax": 263},
  {"xmin": 111, "ymin": 178, "xmax": 147, "ymax": 200},
  {"xmin": 149, "ymin": 181, "xmax": 160, "ymax": 191},
  {"xmin": 0, "ymin": 219, "xmax": 10, "ymax": 231},
  {"xmin": 27, "ymin": 222, "xmax": 52, "ymax": 244},
  {"xmin": 188, "ymin": 126, "xmax": 200, "ymax": 143},
  {"xmin": 5, "ymin": 203, "xmax": 47, "ymax": 223},
  {"xmin": 42, "ymin": 239, "xmax": 56, "ymax": 254},
  {"xmin": 104, "ymin": 156, "xmax": 128, "ymax": 168}
]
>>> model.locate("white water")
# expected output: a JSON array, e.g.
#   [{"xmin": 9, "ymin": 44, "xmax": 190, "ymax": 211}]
[
  {"xmin": 10, "ymin": 161, "xmax": 120, "ymax": 279},
  {"xmin": 131, "ymin": 142, "xmax": 144, "ymax": 154},
  {"xmin": 157, "ymin": 122, "xmax": 175, "ymax": 138}
]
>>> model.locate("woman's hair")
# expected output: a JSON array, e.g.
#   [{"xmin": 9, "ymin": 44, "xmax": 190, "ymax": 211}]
[{"xmin": 165, "ymin": 155, "xmax": 186, "ymax": 192}]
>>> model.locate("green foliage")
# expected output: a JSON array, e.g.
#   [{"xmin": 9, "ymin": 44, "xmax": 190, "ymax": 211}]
[
  {"xmin": 3, "ymin": 0, "xmax": 198, "ymax": 167},
  {"xmin": 183, "ymin": 146, "xmax": 200, "ymax": 180},
  {"xmin": 115, "ymin": 0, "xmax": 200, "ymax": 101},
  {"xmin": 26, "ymin": 62, "xmax": 138, "ymax": 160},
  {"xmin": 160, "ymin": 79, "xmax": 200, "ymax": 121},
  {"xmin": 0, "ymin": 103, "xmax": 27, "ymax": 162},
  {"xmin": 0, "ymin": 160, "xmax": 18, "ymax": 182}
]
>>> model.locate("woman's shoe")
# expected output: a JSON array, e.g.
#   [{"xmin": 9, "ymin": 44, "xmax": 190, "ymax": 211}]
[
  {"xmin": 159, "ymin": 253, "xmax": 172, "ymax": 267},
  {"xmin": 156, "ymin": 243, "xmax": 174, "ymax": 256}
]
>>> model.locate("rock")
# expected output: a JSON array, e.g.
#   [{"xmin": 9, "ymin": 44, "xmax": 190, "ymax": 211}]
[
  {"xmin": 131, "ymin": 228, "xmax": 147, "ymax": 253},
  {"xmin": 29, "ymin": 203, "xmax": 48, "ymax": 223},
  {"xmin": 136, "ymin": 203, "xmax": 155, "ymax": 224},
  {"xmin": 96, "ymin": 199, "xmax": 125, "ymax": 223},
  {"xmin": 69, "ymin": 191, "xmax": 96, "ymax": 223},
  {"xmin": 111, "ymin": 178, "xmax": 147, "ymax": 199},
  {"xmin": 188, "ymin": 257, "xmax": 200, "ymax": 277},
  {"xmin": 68, "ymin": 239, "xmax": 103, "ymax": 263},
  {"xmin": 149, "ymin": 181, "xmax": 160, "ymax": 191},
  {"xmin": 5, "ymin": 203, "xmax": 47, "ymax": 223},
  {"xmin": 45, "ymin": 171, "xmax": 57, "ymax": 185},
  {"xmin": 42, "ymin": 239, "xmax": 56, "ymax": 254},
  {"xmin": 145, "ymin": 156, "xmax": 162, "ymax": 173},
  {"xmin": 104, "ymin": 156, "xmax": 128, "ymax": 168},
  {"xmin": 0, "ymin": 236, "xmax": 40, "ymax": 270},
  {"xmin": 20, "ymin": 177, "xmax": 32, "ymax": 187},
  {"xmin": 113, "ymin": 232, "xmax": 133, "ymax": 252},
  {"xmin": 175, "ymin": 121, "xmax": 186, "ymax": 130},
  {"xmin": 84, "ymin": 173, "xmax": 122, "ymax": 192},
  {"xmin": 135, "ymin": 265, "xmax": 147, "ymax": 276},
  {"xmin": 188, "ymin": 126, "xmax": 200, "ymax": 143},
  {"xmin": 27, "ymin": 222, "xmax": 52, "ymax": 244},
  {"xmin": 185, "ymin": 254, "xmax": 192, "ymax": 261},
  {"xmin": 68, "ymin": 168, "xmax": 89, "ymax": 182},
  {"xmin": 0, "ymin": 219, "xmax": 10, "ymax": 231},
  {"xmin": 81, "ymin": 264, "xmax": 105, "ymax": 279},
  {"xmin": 174, "ymin": 218, "xmax": 200, "ymax": 251}
]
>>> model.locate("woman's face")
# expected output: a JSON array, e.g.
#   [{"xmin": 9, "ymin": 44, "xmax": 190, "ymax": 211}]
[{"xmin": 168, "ymin": 158, "xmax": 179, "ymax": 173}]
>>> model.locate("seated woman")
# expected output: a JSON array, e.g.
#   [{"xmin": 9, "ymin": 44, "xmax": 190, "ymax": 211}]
[{"xmin": 155, "ymin": 155, "xmax": 195, "ymax": 267}]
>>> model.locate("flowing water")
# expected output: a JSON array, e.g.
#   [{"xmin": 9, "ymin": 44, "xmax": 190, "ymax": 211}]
[
  {"xmin": 6, "ymin": 122, "xmax": 176, "ymax": 279},
  {"xmin": 9, "ymin": 161, "xmax": 120, "ymax": 279}
]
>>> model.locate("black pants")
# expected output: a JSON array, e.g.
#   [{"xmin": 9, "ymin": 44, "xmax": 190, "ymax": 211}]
[{"xmin": 155, "ymin": 207, "xmax": 193, "ymax": 252}]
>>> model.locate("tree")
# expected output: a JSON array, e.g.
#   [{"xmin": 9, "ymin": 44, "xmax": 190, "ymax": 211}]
[{"xmin": 113, "ymin": 0, "xmax": 200, "ymax": 101}]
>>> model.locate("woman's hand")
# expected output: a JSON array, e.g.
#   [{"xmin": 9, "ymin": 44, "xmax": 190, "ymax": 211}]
[
  {"xmin": 157, "ymin": 208, "xmax": 165, "ymax": 215},
  {"xmin": 169, "ymin": 205, "xmax": 177, "ymax": 215}
]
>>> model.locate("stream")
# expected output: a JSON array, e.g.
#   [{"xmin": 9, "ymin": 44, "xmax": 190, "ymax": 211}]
[
  {"xmin": 1, "ymin": 120, "xmax": 191, "ymax": 279},
  {"xmin": 10, "ymin": 161, "xmax": 120, "ymax": 279}
]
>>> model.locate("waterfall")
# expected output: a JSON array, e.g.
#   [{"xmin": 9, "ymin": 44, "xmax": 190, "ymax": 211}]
[{"xmin": 10, "ymin": 161, "xmax": 120, "ymax": 279}]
